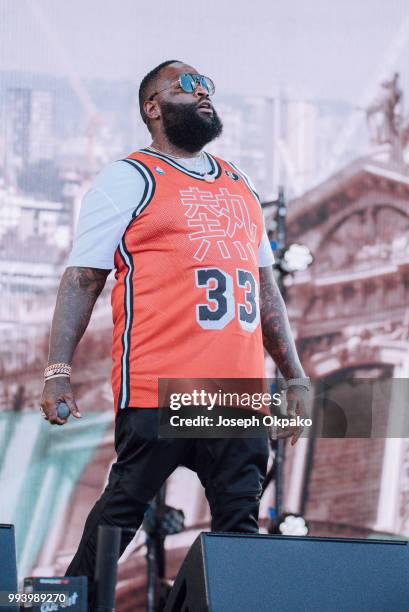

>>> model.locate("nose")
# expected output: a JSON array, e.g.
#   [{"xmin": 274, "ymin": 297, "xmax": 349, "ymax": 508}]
[{"xmin": 194, "ymin": 83, "xmax": 209, "ymax": 98}]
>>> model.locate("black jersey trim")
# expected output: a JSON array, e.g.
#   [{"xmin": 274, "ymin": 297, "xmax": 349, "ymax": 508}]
[
  {"xmin": 139, "ymin": 148, "xmax": 222, "ymax": 181},
  {"xmin": 122, "ymin": 158, "xmax": 156, "ymax": 219},
  {"xmin": 227, "ymin": 161, "xmax": 261, "ymax": 205},
  {"xmin": 117, "ymin": 238, "xmax": 134, "ymax": 410},
  {"xmin": 116, "ymin": 158, "xmax": 155, "ymax": 410}
]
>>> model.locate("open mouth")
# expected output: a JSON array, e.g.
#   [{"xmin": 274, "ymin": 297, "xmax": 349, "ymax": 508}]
[{"xmin": 197, "ymin": 101, "xmax": 214, "ymax": 114}]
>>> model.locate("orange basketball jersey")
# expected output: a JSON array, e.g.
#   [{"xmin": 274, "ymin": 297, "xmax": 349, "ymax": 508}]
[{"xmin": 111, "ymin": 149, "xmax": 267, "ymax": 410}]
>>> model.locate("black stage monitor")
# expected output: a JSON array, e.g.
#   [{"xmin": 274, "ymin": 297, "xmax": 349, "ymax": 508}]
[
  {"xmin": 0, "ymin": 524, "xmax": 17, "ymax": 612},
  {"xmin": 165, "ymin": 532, "xmax": 409, "ymax": 612}
]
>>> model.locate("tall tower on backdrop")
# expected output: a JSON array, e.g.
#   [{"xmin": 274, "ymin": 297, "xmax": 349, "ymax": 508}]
[{"xmin": 4, "ymin": 88, "xmax": 54, "ymax": 185}]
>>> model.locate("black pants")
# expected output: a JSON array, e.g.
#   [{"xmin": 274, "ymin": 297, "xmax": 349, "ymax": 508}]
[{"xmin": 66, "ymin": 408, "xmax": 269, "ymax": 606}]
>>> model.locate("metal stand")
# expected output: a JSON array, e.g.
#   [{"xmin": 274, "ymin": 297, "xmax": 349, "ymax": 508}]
[
  {"xmin": 145, "ymin": 485, "xmax": 185, "ymax": 612},
  {"xmin": 146, "ymin": 486, "xmax": 166, "ymax": 612},
  {"xmin": 262, "ymin": 186, "xmax": 313, "ymax": 529},
  {"xmin": 262, "ymin": 187, "xmax": 288, "ymax": 517},
  {"xmin": 274, "ymin": 186, "xmax": 288, "ymax": 518}
]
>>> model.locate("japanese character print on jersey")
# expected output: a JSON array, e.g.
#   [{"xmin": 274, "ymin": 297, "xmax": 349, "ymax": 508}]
[{"xmin": 111, "ymin": 149, "xmax": 266, "ymax": 409}]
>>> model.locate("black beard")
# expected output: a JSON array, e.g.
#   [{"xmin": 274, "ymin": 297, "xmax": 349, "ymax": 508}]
[{"xmin": 160, "ymin": 100, "xmax": 223, "ymax": 153}]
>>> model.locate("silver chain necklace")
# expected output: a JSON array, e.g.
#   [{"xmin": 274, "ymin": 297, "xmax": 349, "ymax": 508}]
[{"xmin": 146, "ymin": 145, "xmax": 215, "ymax": 182}]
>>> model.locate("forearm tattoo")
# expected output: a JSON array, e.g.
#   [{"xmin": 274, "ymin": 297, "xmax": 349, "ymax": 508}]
[
  {"xmin": 48, "ymin": 267, "xmax": 110, "ymax": 365},
  {"xmin": 259, "ymin": 266, "xmax": 304, "ymax": 379}
]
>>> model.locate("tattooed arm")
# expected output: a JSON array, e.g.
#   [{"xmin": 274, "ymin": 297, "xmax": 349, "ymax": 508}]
[
  {"xmin": 41, "ymin": 266, "xmax": 111, "ymax": 425},
  {"xmin": 259, "ymin": 265, "xmax": 304, "ymax": 379},
  {"xmin": 259, "ymin": 265, "xmax": 306, "ymax": 444}
]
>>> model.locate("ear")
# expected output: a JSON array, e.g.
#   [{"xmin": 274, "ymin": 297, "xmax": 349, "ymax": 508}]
[{"xmin": 144, "ymin": 99, "xmax": 161, "ymax": 122}]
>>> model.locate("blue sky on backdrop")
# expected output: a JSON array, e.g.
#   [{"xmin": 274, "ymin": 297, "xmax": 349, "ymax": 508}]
[{"xmin": 1, "ymin": 0, "xmax": 409, "ymax": 105}]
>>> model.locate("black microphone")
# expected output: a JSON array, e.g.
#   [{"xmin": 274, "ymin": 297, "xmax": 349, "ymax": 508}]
[{"xmin": 57, "ymin": 401, "xmax": 70, "ymax": 419}]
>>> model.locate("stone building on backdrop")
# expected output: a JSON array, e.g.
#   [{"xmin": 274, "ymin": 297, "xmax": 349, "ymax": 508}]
[{"xmin": 277, "ymin": 74, "xmax": 409, "ymax": 539}]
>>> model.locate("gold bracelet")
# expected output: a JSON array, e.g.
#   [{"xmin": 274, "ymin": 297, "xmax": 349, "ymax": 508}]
[
  {"xmin": 44, "ymin": 363, "xmax": 72, "ymax": 380},
  {"xmin": 44, "ymin": 373, "xmax": 71, "ymax": 381},
  {"xmin": 44, "ymin": 362, "xmax": 71, "ymax": 373}
]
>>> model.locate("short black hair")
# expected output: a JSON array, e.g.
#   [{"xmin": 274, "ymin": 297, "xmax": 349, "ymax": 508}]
[{"xmin": 139, "ymin": 59, "xmax": 182, "ymax": 125}]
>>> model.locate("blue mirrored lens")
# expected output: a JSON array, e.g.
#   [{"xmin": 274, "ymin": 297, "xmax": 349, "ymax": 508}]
[
  {"xmin": 199, "ymin": 76, "xmax": 215, "ymax": 95},
  {"xmin": 179, "ymin": 74, "xmax": 215, "ymax": 95},
  {"xmin": 180, "ymin": 73, "xmax": 196, "ymax": 93}
]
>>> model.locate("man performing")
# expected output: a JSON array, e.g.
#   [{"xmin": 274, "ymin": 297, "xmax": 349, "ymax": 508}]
[{"xmin": 40, "ymin": 60, "xmax": 310, "ymax": 605}]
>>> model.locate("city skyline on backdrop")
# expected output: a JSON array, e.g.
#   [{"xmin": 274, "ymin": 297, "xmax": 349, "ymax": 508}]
[{"xmin": 0, "ymin": 68, "xmax": 360, "ymax": 201}]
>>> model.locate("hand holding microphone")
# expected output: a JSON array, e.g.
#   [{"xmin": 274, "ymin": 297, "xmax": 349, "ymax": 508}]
[{"xmin": 40, "ymin": 365, "xmax": 82, "ymax": 425}]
